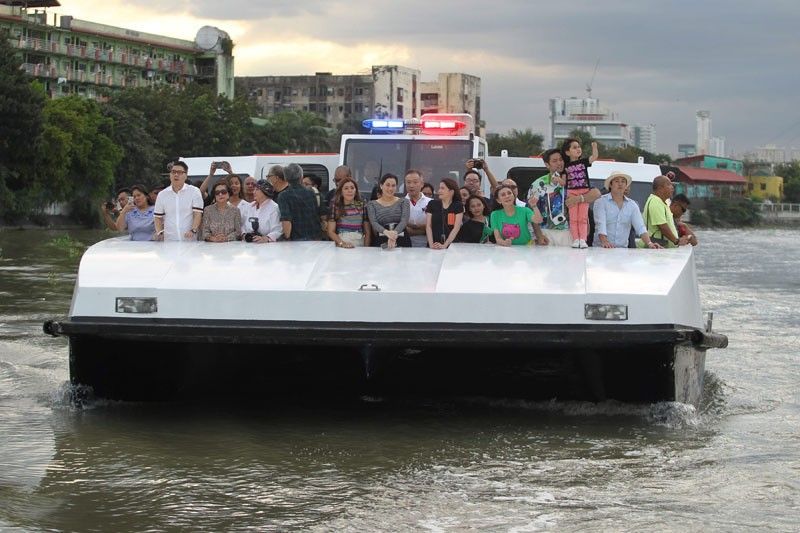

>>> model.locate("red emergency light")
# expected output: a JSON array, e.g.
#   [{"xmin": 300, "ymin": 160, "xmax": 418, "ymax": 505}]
[{"xmin": 419, "ymin": 113, "xmax": 474, "ymax": 136}]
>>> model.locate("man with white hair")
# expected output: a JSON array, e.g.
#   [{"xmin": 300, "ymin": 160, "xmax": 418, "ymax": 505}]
[{"xmin": 277, "ymin": 163, "xmax": 320, "ymax": 241}]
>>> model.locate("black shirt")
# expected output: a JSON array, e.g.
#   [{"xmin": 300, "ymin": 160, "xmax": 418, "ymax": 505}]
[{"xmin": 425, "ymin": 199, "xmax": 463, "ymax": 245}]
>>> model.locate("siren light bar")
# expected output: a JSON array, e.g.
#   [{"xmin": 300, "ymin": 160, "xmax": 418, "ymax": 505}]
[{"xmin": 362, "ymin": 118, "xmax": 405, "ymax": 131}]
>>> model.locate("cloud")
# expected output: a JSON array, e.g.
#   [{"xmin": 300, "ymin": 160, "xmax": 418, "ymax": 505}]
[{"xmin": 52, "ymin": 0, "xmax": 800, "ymax": 155}]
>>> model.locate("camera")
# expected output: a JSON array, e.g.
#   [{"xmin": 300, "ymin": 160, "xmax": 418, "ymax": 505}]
[
  {"xmin": 243, "ymin": 217, "xmax": 260, "ymax": 242},
  {"xmin": 104, "ymin": 201, "xmax": 114, "ymax": 211},
  {"xmin": 472, "ymin": 158, "xmax": 484, "ymax": 169},
  {"xmin": 213, "ymin": 161, "xmax": 227, "ymax": 166},
  {"xmin": 551, "ymin": 212, "xmax": 566, "ymax": 226}
]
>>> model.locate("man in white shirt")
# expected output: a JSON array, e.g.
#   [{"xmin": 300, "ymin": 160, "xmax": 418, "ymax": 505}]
[
  {"xmin": 404, "ymin": 169, "xmax": 431, "ymax": 247},
  {"xmin": 154, "ymin": 161, "xmax": 204, "ymax": 241}
]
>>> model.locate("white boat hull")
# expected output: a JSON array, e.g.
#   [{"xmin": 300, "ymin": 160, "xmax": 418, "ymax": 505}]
[{"xmin": 45, "ymin": 239, "xmax": 726, "ymax": 404}]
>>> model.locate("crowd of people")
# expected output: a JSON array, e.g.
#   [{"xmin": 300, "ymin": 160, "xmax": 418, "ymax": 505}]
[{"xmin": 101, "ymin": 138, "xmax": 698, "ymax": 250}]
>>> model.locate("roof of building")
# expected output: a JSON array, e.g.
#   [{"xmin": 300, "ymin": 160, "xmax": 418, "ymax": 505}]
[
  {"xmin": 677, "ymin": 166, "xmax": 747, "ymax": 184},
  {"xmin": 0, "ymin": 1, "xmax": 60, "ymax": 6},
  {"xmin": 675, "ymin": 154, "xmax": 742, "ymax": 164}
]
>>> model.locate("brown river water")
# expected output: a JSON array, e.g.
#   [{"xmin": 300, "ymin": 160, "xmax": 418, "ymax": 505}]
[{"xmin": 0, "ymin": 228, "xmax": 798, "ymax": 531}]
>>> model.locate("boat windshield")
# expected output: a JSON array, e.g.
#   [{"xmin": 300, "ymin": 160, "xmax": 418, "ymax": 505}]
[{"xmin": 343, "ymin": 138, "xmax": 474, "ymax": 195}]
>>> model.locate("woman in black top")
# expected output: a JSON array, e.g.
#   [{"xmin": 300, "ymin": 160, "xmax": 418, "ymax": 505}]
[
  {"xmin": 425, "ymin": 178, "xmax": 463, "ymax": 249},
  {"xmin": 456, "ymin": 195, "xmax": 493, "ymax": 243}
]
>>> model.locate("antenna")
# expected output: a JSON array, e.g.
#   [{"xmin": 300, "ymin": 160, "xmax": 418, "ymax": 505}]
[{"xmin": 586, "ymin": 58, "xmax": 600, "ymax": 98}]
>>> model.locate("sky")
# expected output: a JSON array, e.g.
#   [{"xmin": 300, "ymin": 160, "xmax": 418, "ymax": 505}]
[{"xmin": 51, "ymin": 0, "xmax": 800, "ymax": 157}]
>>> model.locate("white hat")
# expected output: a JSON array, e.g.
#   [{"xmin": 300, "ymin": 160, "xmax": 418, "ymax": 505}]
[{"xmin": 604, "ymin": 171, "xmax": 633, "ymax": 191}]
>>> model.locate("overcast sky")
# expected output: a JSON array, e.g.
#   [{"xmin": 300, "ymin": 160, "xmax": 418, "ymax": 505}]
[{"xmin": 54, "ymin": 0, "xmax": 800, "ymax": 157}]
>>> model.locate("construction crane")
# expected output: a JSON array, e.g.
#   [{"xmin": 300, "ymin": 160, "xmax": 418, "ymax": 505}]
[{"xmin": 586, "ymin": 58, "xmax": 600, "ymax": 98}]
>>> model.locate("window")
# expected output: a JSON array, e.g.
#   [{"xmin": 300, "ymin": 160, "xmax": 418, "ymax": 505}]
[
  {"xmin": 309, "ymin": 87, "xmax": 316, "ymax": 97},
  {"xmin": 337, "ymin": 88, "xmax": 344, "ymax": 97},
  {"xmin": 309, "ymin": 103, "xmax": 317, "ymax": 112},
  {"xmin": 397, "ymin": 105, "xmax": 404, "ymax": 118},
  {"xmin": 397, "ymin": 87, "xmax": 403, "ymax": 102},
  {"xmin": 760, "ymin": 183, "xmax": 767, "ymax": 191},
  {"xmin": 354, "ymin": 103, "xmax": 363, "ymax": 113}
]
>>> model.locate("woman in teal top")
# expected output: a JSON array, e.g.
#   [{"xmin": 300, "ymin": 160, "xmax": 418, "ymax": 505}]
[{"xmin": 490, "ymin": 185, "xmax": 535, "ymax": 246}]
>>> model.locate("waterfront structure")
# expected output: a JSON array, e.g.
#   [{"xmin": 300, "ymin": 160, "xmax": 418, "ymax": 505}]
[
  {"xmin": 549, "ymin": 97, "xmax": 628, "ymax": 148},
  {"xmin": 630, "ymin": 123, "xmax": 657, "ymax": 153},
  {"xmin": 1, "ymin": 1, "xmax": 234, "ymax": 99},
  {"xmin": 670, "ymin": 165, "xmax": 747, "ymax": 200},
  {"xmin": 696, "ymin": 110, "xmax": 711, "ymax": 155},
  {"xmin": 747, "ymin": 175, "xmax": 784, "ymax": 201},
  {"xmin": 238, "ymin": 65, "xmax": 423, "ymax": 128},
  {"xmin": 675, "ymin": 154, "xmax": 744, "ymax": 176}
]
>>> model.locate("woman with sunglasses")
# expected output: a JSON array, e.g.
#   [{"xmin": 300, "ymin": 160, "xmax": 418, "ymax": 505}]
[{"xmin": 201, "ymin": 181, "xmax": 242, "ymax": 242}]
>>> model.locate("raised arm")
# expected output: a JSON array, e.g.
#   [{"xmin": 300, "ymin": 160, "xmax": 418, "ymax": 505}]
[{"xmin": 589, "ymin": 141, "xmax": 599, "ymax": 164}]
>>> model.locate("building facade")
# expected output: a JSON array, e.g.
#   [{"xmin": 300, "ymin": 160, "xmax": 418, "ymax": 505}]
[
  {"xmin": 696, "ymin": 110, "xmax": 711, "ymax": 155},
  {"xmin": 1, "ymin": 2, "xmax": 234, "ymax": 100},
  {"xmin": 747, "ymin": 175, "xmax": 784, "ymax": 201},
  {"xmin": 630, "ymin": 123, "xmax": 656, "ymax": 153},
  {"xmin": 420, "ymin": 72, "xmax": 481, "ymax": 126},
  {"xmin": 678, "ymin": 144, "xmax": 697, "ymax": 158},
  {"xmin": 549, "ymin": 97, "xmax": 628, "ymax": 148},
  {"xmin": 674, "ymin": 154, "xmax": 744, "ymax": 176},
  {"xmin": 238, "ymin": 66, "xmax": 483, "ymax": 132}
]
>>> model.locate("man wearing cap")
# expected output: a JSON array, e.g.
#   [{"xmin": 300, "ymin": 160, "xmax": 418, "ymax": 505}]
[
  {"xmin": 241, "ymin": 179, "xmax": 282, "ymax": 243},
  {"xmin": 277, "ymin": 163, "xmax": 320, "ymax": 241},
  {"xmin": 154, "ymin": 161, "xmax": 204, "ymax": 241},
  {"xmin": 594, "ymin": 171, "xmax": 660, "ymax": 249},
  {"xmin": 527, "ymin": 149, "xmax": 601, "ymax": 247},
  {"xmin": 642, "ymin": 176, "xmax": 687, "ymax": 248}
]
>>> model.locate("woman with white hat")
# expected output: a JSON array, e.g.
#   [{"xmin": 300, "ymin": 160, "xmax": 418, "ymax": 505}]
[{"xmin": 593, "ymin": 171, "xmax": 661, "ymax": 249}]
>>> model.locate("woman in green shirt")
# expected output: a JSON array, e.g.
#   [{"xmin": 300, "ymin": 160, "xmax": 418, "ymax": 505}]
[{"xmin": 490, "ymin": 185, "xmax": 536, "ymax": 246}]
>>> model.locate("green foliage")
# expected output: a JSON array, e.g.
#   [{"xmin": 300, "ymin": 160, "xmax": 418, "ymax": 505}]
[
  {"xmin": 39, "ymin": 96, "xmax": 122, "ymax": 222},
  {"xmin": 775, "ymin": 161, "xmax": 800, "ymax": 202},
  {"xmin": 0, "ymin": 30, "xmax": 45, "ymax": 220},
  {"xmin": 487, "ymin": 129, "xmax": 544, "ymax": 157},
  {"xmin": 46, "ymin": 235, "xmax": 87, "ymax": 259},
  {"xmin": 701, "ymin": 197, "xmax": 761, "ymax": 227},
  {"xmin": 247, "ymin": 110, "xmax": 332, "ymax": 153}
]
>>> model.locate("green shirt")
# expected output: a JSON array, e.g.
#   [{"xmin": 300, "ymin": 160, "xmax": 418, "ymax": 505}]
[
  {"xmin": 490, "ymin": 206, "xmax": 534, "ymax": 245},
  {"xmin": 643, "ymin": 194, "xmax": 678, "ymax": 247}
]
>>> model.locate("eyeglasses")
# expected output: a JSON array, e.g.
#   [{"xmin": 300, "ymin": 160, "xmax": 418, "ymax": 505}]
[
  {"xmin": 677, "ymin": 204, "xmax": 687, "ymax": 214},
  {"xmin": 215, "ymin": 189, "xmax": 229, "ymax": 196},
  {"xmin": 170, "ymin": 170, "xmax": 186, "ymax": 175}
]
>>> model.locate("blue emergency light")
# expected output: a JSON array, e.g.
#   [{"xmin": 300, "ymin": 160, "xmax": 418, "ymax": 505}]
[{"xmin": 362, "ymin": 118, "xmax": 405, "ymax": 131}]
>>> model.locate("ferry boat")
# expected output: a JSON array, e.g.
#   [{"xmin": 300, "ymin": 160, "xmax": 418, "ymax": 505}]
[
  {"xmin": 44, "ymin": 238, "xmax": 726, "ymax": 405},
  {"xmin": 43, "ymin": 114, "xmax": 727, "ymax": 404}
]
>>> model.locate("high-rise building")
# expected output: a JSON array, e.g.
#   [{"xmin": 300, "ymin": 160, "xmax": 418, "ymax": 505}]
[
  {"xmin": 630, "ymin": 124, "xmax": 657, "ymax": 153},
  {"xmin": 238, "ymin": 67, "xmax": 482, "ymax": 132},
  {"xmin": 708, "ymin": 136, "xmax": 726, "ymax": 158},
  {"xmin": 696, "ymin": 110, "xmax": 711, "ymax": 155},
  {"xmin": 0, "ymin": 1, "xmax": 235, "ymax": 99},
  {"xmin": 549, "ymin": 97, "xmax": 628, "ymax": 148}
]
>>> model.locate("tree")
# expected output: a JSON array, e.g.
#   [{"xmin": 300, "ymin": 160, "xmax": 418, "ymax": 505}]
[
  {"xmin": 0, "ymin": 30, "xmax": 45, "ymax": 219},
  {"xmin": 775, "ymin": 161, "xmax": 800, "ymax": 202},
  {"xmin": 38, "ymin": 96, "xmax": 122, "ymax": 222},
  {"xmin": 487, "ymin": 129, "xmax": 544, "ymax": 156}
]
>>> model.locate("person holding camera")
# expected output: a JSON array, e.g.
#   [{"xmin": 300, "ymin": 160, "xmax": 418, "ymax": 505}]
[
  {"xmin": 464, "ymin": 158, "xmax": 499, "ymax": 201},
  {"xmin": 100, "ymin": 188, "xmax": 131, "ymax": 231},
  {"xmin": 201, "ymin": 181, "xmax": 242, "ymax": 242},
  {"xmin": 198, "ymin": 161, "xmax": 234, "ymax": 203},
  {"xmin": 241, "ymin": 179, "xmax": 282, "ymax": 243}
]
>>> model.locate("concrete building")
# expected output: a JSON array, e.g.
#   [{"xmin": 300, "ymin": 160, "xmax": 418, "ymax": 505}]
[
  {"xmin": 747, "ymin": 175, "xmax": 784, "ymax": 201},
  {"xmin": 549, "ymin": 97, "xmax": 628, "ymax": 148},
  {"xmin": 678, "ymin": 144, "xmax": 697, "ymax": 158},
  {"xmin": 708, "ymin": 136, "xmax": 726, "ymax": 158},
  {"xmin": 696, "ymin": 110, "xmax": 711, "ymax": 155},
  {"xmin": 674, "ymin": 154, "xmax": 744, "ymax": 176},
  {"xmin": 630, "ymin": 123, "xmax": 656, "ymax": 153},
  {"xmin": 0, "ymin": 1, "xmax": 235, "ymax": 99},
  {"xmin": 238, "ymin": 65, "xmax": 421, "ymax": 128},
  {"xmin": 420, "ymin": 72, "xmax": 481, "ymax": 127}
]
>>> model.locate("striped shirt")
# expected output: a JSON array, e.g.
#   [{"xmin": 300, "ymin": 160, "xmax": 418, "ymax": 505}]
[{"xmin": 331, "ymin": 202, "xmax": 367, "ymax": 234}]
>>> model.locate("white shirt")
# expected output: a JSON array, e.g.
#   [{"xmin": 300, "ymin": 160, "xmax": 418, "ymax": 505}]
[
  {"xmin": 405, "ymin": 193, "xmax": 431, "ymax": 247},
  {"xmin": 241, "ymin": 199, "xmax": 282, "ymax": 241},
  {"xmin": 154, "ymin": 183, "xmax": 204, "ymax": 241}
]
